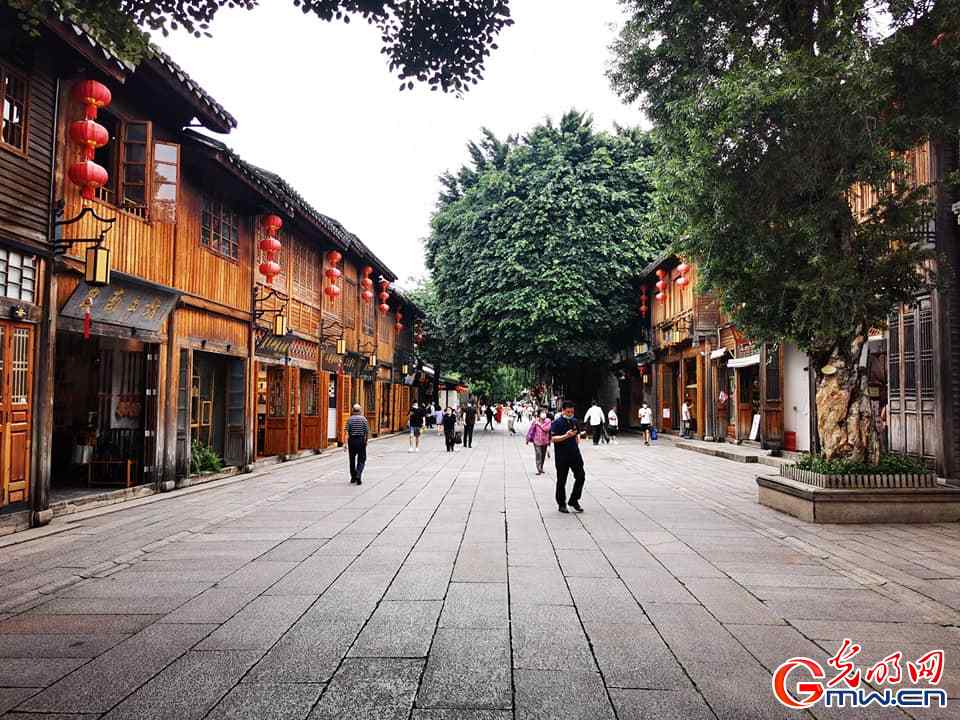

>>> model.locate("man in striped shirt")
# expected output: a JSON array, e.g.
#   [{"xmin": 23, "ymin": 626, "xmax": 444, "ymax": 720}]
[{"xmin": 346, "ymin": 404, "xmax": 369, "ymax": 485}]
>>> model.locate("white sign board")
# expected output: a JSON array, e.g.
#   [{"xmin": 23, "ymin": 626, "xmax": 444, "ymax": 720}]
[
  {"xmin": 750, "ymin": 414, "xmax": 761, "ymax": 441},
  {"xmin": 662, "ymin": 408, "xmax": 671, "ymax": 419}
]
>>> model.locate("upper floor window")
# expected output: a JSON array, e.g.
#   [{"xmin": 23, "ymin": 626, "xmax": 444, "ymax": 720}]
[
  {"xmin": 201, "ymin": 196, "xmax": 240, "ymax": 260},
  {"xmin": 0, "ymin": 249, "xmax": 35, "ymax": 303},
  {"xmin": 92, "ymin": 112, "xmax": 152, "ymax": 216},
  {"xmin": 1, "ymin": 65, "xmax": 28, "ymax": 153}
]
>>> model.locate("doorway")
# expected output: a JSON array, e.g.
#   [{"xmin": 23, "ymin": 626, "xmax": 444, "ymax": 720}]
[
  {"xmin": 299, "ymin": 369, "xmax": 323, "ymax": 450},
  {"xmin": 683, "ymin": 356, "xmax": 698, "ymax": 437},
  {"xmin": 0, "ymin": 322, "xmax": 34, "ymax": 508},
  {"xmin": 738, "ymin": 364, "xmax": 761, "ymax": 440},
  {"xmin": 327, "ymin": 374, "xmax": 338, "ymax": 442}
]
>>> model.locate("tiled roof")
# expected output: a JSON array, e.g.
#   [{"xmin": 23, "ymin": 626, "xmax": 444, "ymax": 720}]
[{"xmin": 57, "ymin": 18, "xmax": 236, "ymax": 132}]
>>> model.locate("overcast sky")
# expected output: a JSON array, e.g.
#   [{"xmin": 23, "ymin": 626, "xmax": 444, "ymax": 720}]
[{"xmin": 155, "ymin": 0, "xmax": 645, "ymax": 286}]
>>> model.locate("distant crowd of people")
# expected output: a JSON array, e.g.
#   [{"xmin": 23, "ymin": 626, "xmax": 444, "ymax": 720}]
[{"xmin": 344, "ymin": 395, "xmax": 662, "ymax": 516}]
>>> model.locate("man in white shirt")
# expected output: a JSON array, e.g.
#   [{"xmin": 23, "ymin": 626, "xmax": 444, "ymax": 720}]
[
  {"xmin": 584, "ymin": 401, "xmax": 605, "ymax": 445},
  {"xmin": 607, "ymin": 407, "xmax": 619, "ymax": 444},
  {"xmin": 681, "ymin": 397, "xmax": 692, "ymax": 438},
  {"xmin": 638, "ymin": 403, "xmax": 653, "ymax": 446}
]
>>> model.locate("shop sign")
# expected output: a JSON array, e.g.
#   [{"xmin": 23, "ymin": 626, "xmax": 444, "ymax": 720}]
[
  {"xmin": 61, "ymin": 280, "xmax": 178, "ymax": 333},
  {"xmin": 256, "ymin": 331, "xmax": 295, "ymax": 358}
]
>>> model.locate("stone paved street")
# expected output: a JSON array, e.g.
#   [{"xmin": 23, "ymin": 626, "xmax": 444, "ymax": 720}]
[{"xmin": 2, "ymin": 429, "xmax": 960, "ymax": 719}]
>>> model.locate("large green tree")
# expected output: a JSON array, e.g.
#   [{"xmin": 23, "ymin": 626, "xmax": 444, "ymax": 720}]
[
  {"xmin": 6, "ymin": 0, "xmax": 512, "ymax": 92},
  {"xmin": 609, "ymin": 0, "xmax": 960, "ymax": 462},
  {"xmin": 424, "ymin": 111, "xmax": 661, "ymax": 402}
]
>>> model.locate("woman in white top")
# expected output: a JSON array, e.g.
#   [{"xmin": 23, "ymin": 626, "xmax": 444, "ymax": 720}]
[
  {"xmin": 638, "ymin": 403, "xmax": 653, "ymax": 446},
  {"xmin": 607, "ymin": 408, "xmax": 619, "ymax": 444}
]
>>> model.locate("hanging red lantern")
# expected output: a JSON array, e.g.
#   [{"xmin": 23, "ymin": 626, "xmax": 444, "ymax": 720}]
[
  {"xmin": 378, "ymin": 291, "xmax": 389, "ymax": 302},
  {"xmin": 262, "ymin": 214, "xmax": 283, "ymax": 235},
  {"xmin": 71, "ymin": 79, "xmax": 112, "ymax": 119},
  {"xmin": 259, "ymin": 260, "xmax": 281, "ymax": 284},
  {"xmin": 655, "ymin": 279, "xmax": 666, "ymax": 292},
  {"xmin": 676, "ymin": 261, "xmax": 689, "ymax": 275},
  {"xmin": 394, "ymin": 322, "xmax": 404, "ymax": 332},
  {"xmin": 259, "ymin": 235, "xmax": 282, "ymax": 256},
  {"xmin": 655, "ymin": 292, "xmax": 666, "ymax": 303},
  {"xmin": 324, "ymin": 267, "xmax": 342, "ymax": 281},
  {"xmin": 68, "ymin": 160, "xmax": 109, "ymax": 200},
  {"xmin": 325, "ymin": 250, "xmax": 342, "ymax": 266},
  {"xmin": 361, "ymin": 289, "xmax": 374, "ymax": 303},
  {"xmin": 640, "ymin": 304, "xmax": 648, "ymax": 318},
  {"xmin": 655, "ymin": 269, "xmax": 666, "ymax": 279},
  {"xmin": 378, "ymin": 302, "xmax": 390, "ymax": 315},
  {"xmin": 69, "ymin": 120, "xmax": 109, "ymax": 160},
  {"xmin": 360, "ymin": 277, "xmax": 373, "ymax": 290},
  {"xmin": 362, "ymin": 265, "xmax": 374, "ymax": 277},
  {"xmin": 676, "ymin": 275, "xmax": 689, "ymax": 287},
  {"xmin": 324, "ymin": 285, "xmax": 341, "ymax": 299},
  {"xmin": 83, "ymin": 306, "xmax": 92, "ymax": 340}
]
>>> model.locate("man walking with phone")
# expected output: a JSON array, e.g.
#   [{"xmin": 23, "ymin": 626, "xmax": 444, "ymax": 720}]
[
  {"xmin": 462, "ymin": 403, "xmax": 477, "ymax": 448},
  {"xmin": 551, "ymin": 400, "xmax": 586, "ymax": 513}
]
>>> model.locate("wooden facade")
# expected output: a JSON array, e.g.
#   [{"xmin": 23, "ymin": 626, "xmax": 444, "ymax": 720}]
[{"xmin": 0, "ymin": 20, "xmax": 421, "ymax": 523}]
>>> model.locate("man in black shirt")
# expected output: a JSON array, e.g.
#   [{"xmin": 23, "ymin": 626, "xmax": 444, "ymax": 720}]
[
  {"xmin": 408, "ymin": 402, "xmax": 425, "ymax": 453},
  {"xmin": 346, "ymin": 404, "xmax": 369, "ymax": 485},
  {"xmin": 462, "ymin": 403, "xmax": 477, "ymax": 448},
  {"xmin": 550, "ymin": 400, "xmax": 585, "ymax": 513}
]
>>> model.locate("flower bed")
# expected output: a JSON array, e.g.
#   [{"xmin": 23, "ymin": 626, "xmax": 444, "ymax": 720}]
[{"xmin": 780, "ymin": 464, "xmax": 937, "ymax": 489}]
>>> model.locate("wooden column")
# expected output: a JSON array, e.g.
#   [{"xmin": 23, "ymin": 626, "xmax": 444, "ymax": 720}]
[
  {"xmin": 161, "ymin": 310, "xmax": 179, "ymax": 490},
  {"xmin": 30, "ymin": 261, "xmax": 57, "ymax": 525}
]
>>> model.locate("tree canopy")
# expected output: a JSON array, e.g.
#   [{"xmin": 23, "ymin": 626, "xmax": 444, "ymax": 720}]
[
  {"xmin": 424, "ymin": 111, "xmax": 661, "ymax": 380},
  {"xmin": 7, "ymin": 0, "xmax": 513, "ymax": 92},
  {"xmin": 608, "ymin": 0, "xmax": 960, "ymax": 460}
]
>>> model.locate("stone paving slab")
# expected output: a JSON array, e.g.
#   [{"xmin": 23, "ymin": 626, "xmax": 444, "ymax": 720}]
[{"xmin": 4, "ymin": 431, "xmax": 960, "ymax": 719}]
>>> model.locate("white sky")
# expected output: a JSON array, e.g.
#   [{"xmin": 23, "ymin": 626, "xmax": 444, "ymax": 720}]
[{"xmin": 155, "ymin": 0, "xmax": 645, "ymax": 285}]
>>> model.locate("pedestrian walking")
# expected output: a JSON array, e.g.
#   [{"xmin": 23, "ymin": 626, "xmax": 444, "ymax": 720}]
[
  {"xmin": 526, "ymin": 409, "xmax": 552, "ymax": 474},
  {"xmin": 607, "ymin": 407, "xmax": 619, "ymax": 444},
  {"xmin": 462, "ymin": 403, "xmax": 477, "ymax": 447},
  {"xmin": 506, "ymin": 406, "xmax": 517, "ymax": 435},
  {"xmin": 434, "ymin": 405, "xmax": 444, "ymax": 435},
  {"xmin": 639, "ymin": 403, "xmax": 653, "ymax": 445},
  {"xmin": 551, "ymin": 400, "xmax": 586, "ymax": 513},
  {"xmin": 346, "ymin": 404, "xmax": 368, "ymax": 484},
  {"xmin": 484, "ymin": 405, "xmax": 494, "ymax": 431},
  {"xmin": 442, "ymin": 407, "xmax": 458, "ymax": 452},
  {"xmin": 681, "ymin": 396, "xmax": 692, "ymax": 438},
  {"xmin": 408, "ymin": 402, "xmax": 425, "ymax": 452},
  {"xmin": 585, "ymin": 400, "xmax": 605, "ymax": 445},
  {"xmin": 495, "ymin": 404, "xmax": 503, "ymax": 425}
]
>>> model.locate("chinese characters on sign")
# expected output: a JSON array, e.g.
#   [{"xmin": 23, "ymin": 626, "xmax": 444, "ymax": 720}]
[{"xmin": 61, "ymin": 280, "xmax": 178, "ymax": 334}]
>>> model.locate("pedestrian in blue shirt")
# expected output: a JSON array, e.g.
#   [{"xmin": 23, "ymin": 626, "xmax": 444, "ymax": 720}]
[{"xmin": 550, "ymin": 400, "xmax": 586, "ymax": 513}]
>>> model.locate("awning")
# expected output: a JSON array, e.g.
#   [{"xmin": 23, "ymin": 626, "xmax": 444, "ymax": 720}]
[
  {"xmin": 728, "ymin": 353, "xmax": 761, "ymax": 368},
  {"xmin": 710, "ymin": 348, "xmax": 729, "ymax": 360},
  {"xmin": 420, "ymin": 364, "xmax": 436, "ymax": 376}
]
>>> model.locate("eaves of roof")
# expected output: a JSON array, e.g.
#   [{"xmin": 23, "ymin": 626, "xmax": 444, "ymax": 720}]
[{"xmin": 638, "ymin": 250, "xmax": 678, "ymax": 279}]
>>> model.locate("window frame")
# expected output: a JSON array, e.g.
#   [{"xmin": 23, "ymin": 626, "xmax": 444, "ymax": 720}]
[
  {"xmin": 152, "ymin": 140, "xmax": 179, "ymax": 224},
  {"xmin": 200, "ymin": 195, "xmax": 242, "ymax": 262},
  {"xmin": 0, "ymin": 63, "xmax": 29, "ymax": 156},
  {"xmin": 0, "ymin": 249, "xmax": 37, "ymax": 304},
  {"xmin": 91, "ymin": 109, "xmax": 153, "ymax": 218}
]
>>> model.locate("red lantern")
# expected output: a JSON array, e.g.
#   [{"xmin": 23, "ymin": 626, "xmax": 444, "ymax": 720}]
[
  {"xmin": 324, "ymin": 267, "xmax": 342, "ymax": 281},
  {"xmin": 71, "ymin": 80, "xmax": 112, "ymax": 119},
  {"xmin": 259, "ymin": 260, "xmax": 281, "ymax": 284},
  {"xmin": 324, "ymin": 285, "xmax": 341, "ymax": 299},
  {"xmin": 655, "ymin": 292, "xmax": 666, "ymax": 303},
  {"xmin": 361, "ymin": 289, "xmax": 374, "ymax": 303},
  {"xmin": 676, "ymin": 261, "xmax": 689, "ymax": 275},
  {"xmin": 655, "ymin": 279, "xmax": 666, "ymax": 292},
  {"xmin": 362, "ymin": 265, "xmax": 374, "ymax": 277},
  {"xmin": 259, "ymin": 235, "xmax": 281, "ymax": 255},
  {"xmin": 378, "ymin": 302, "xmax": 390, "ymax": 315},
  {"xmin": 394, "ymin": 322, "xmax": 404, "ymax": 332},
  {"xmin": 68, "ymin": 160, "xmax": 109, "ymax": 200},
  {"xmin": 325, "ymin": 250, "xmax": 342, "ymax": 266},
  {"xmin": 640, "ymin": 304, "xmax": 648, "ymax": 318},
  {"xmin": 262, "ymin": 214, "xmax": 283, "ymax": 234},
  {"xmin": 69, "ymin": 120, "xmax": 109, "ymax": 160},
  {"xmin": 378, "ymin": 291, "xmax": 389, "ymax": 302},
  {"xmin": 676, "ymin": 276, "xmax": 689, "ymax": 287},
  {"xmin": 655, "ymin": 269, "xmax": 666, "ymax": 279},
  {"xmin": 360, "ymin": 277, "xmax": 373, "ymax": 290}
]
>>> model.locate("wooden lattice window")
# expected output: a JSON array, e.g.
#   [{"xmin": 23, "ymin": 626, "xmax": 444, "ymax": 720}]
[
  {"xmin": 0, "ymin": 249, "xmax": 36, "ymax": 303},
  {"xmin": 344, "ymin": 278, "xmax": 357, "ymax": 329},
  {"xmin": 0, "ymin": 64, "xmax": 28, "ymax": 153},
  {"xmin": 92, "ymin": 112, "xmax": 151, "ymax": 216},
  {"xmin": 201, "ymin": 196, "xmax": 240, "ymax": 260}
]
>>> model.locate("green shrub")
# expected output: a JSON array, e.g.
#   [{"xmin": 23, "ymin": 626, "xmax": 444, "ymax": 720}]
[
  {"xmin": 793, "ymin": 453, "xmax": 930, "ymax": 475},
  {"xmin": 191, "ymin": 440, "xmax": 223, "ymax": 474}
]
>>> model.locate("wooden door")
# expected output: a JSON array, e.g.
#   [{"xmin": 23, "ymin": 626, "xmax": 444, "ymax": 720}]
[
  {"xmin": 0, "ymin": 323, "xmax": 33, "ymax": 506},
  {"xmin": 336, "ymin": 373, "xmax": 351, "ymax": 445},
  {"xmin": 143, "ymin": 346, "xmax": 160, "ymax": 485},
  {"xmin": 289, "ymin": 367, "xmax": 300, "ymax": 453},
  {"xmin": 299, "ymin": 370, "xmax": 323, "ymax": 450},
  {"xmin": 364, "ymin": 380, "xmax": 377, "ymax": 437},
  {"xmin": 738, "ymin": 365, "xmax": 760, "ymax": 440},
  {"xmin": 760, "ymin": 343, "xmax": 784, "ymax": 447},
  {"xmin": 263, "ymin": 365, "xmax": 289, "ymax": 456},
  {"xmin": 658, "ymin": 364, "xmax": 674, "ymax": 432},
  {"xmin": 224, "ymin": 359, "xmax": 245, "ymax": 466}
]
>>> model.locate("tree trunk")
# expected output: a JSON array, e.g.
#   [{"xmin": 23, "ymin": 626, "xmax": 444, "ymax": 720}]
[{"xmin": 815, "ymin": 334, "xmax": 882, "ymax": 464}]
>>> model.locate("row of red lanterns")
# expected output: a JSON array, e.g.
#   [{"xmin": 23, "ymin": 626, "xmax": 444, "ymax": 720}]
[
  {"xmin": 259, "ymin": 214, "xmax": 283, "ymax": 285},
  {"xmin": 651, "ymin": 261, "xmax": 691, "ymax": 305},
  {"xmin": 323, "ymin": 250, "xmax": 342, "ymax": 300},
  {"xmin": 360, "ymin": 266, "xmax": 375, "ymax": 304},
  {"xmin": 68, "ymin": 80, "xmax": 112, "ymax": 201},
  {"xmin": 378, "ymin": 278, "xmax": 391, "ymax": 316}
]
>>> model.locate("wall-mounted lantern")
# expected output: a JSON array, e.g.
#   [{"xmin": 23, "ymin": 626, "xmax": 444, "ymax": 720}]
[{"xmin": 84, "ymin": 244, "xmax": 111, "ymax": 286}]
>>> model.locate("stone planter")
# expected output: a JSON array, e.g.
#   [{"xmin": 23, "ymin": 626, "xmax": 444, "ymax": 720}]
[{"xmin": 780, "ymin": 464, "xmax": 937, "ymax": 490}]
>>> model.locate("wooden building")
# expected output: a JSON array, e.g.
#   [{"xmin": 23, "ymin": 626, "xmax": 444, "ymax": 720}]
[{"xmin": 0, "ymin": 18, "xmax": 420, "ymax": 528}]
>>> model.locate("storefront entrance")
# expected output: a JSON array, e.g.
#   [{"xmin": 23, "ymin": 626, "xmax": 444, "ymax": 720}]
[
  {"xmin": 52, "ymin": 333, "xmax": 157, "ymax": 493},
  {"xmin": 0, "ymin": 322, "xmax": 33, "ymax": 507},
  {"xmin": 737, "ymin": 364, "xmax": 761, "ymax": 441},
  {"xmin": 299, "ymin": 369, "xmax": 323, "ymax": 450}
]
